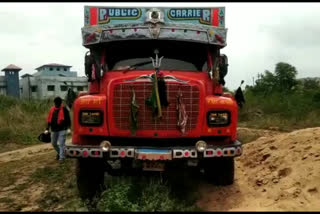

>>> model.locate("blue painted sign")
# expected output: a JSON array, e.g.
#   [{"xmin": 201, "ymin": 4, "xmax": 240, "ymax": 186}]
[
  {"xmin": 168, "ymin": 8, "xmax": 212, "ymax": 25},
  {"xmin": 84, "ymin": 6, "xmax": 225, "ymax": 28},
  {"xmin": 98, "ymin": 8, "xmax": 142, "ymax": 24}
]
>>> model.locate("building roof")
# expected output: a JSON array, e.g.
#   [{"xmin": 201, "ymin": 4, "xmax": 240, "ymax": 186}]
[
  {"xmin": 1, "ymin": 64, "xmax": 22, "ymax": 72},
  {"xmin": 21, "ymin": 74, "xmax": 33, "ymax": 78},
  {"xmin": 35, "ymin": 63, "xmax": 72, "ymax": 71}
]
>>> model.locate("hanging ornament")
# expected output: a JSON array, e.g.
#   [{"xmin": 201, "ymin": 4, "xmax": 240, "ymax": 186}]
[
  {"xmin": 129, "ymin": 88, "xmax": 139, "ymax": 136},
  {"xmin": 157, "ymin": 72, "xmax": 169, "ymax": 107},
  {"xmin": 176, "ymin": 93, "xmax": 188, "ymax": 135},
  {"xmin": 145, "ymin": 73, "xmax": 162, "ymax": 118}
]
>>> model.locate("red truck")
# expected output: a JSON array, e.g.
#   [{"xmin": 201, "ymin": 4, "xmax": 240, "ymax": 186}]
[{"xmin": 65, "ymin": 6, "xmax": 243, "ymax": 201}]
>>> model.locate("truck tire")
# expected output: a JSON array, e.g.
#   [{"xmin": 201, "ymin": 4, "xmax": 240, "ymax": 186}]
[
  {"xmin": 75, "ymin": 158, "xmax": 106, "ymax": 202},
  {"xmin": 204, "ymin": 157, "xmax": 234, "ymax": 186}
]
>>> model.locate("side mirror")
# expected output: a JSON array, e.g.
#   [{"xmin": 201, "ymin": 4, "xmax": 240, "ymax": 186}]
[
  {"xmin": 84, "ymin": 51, "xmax": 102, "ymax": 82},
  {"xmin": 218, "ymin": 54, "xmax": 228, "ymax": 85},
  {"xmin": 219, "ymin": 54, "xmax": 228, "ymax": 77},
  {"xmin": 85, "ymin": 51, "xmax": 94, "ymax": 82}
]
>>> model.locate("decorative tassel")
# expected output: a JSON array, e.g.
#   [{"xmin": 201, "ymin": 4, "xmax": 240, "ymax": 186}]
[
  {"xmin": 158, "ymin": 74, "xmax": 169, "ymax": 107},
  {"xmin": 130, "ymin": 88, "xmax": 139, "ymax": 136},
  {"xmin": 146, "ymin": 74, "xmax": 162, "ymax": 118},
  {"xmin": 176, "ymin": 93, "xmax": 188, "ymax": 135}
]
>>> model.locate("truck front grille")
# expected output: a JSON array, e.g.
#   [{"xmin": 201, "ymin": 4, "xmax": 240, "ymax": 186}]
[{"xmin": 112, "ymin": 82, "xmax": 200, "ymax": 131}]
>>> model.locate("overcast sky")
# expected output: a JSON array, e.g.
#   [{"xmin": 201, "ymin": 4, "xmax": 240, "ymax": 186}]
[{"xmin": 0, "ymin": 2, "xmax": 319, "ymax": 90}]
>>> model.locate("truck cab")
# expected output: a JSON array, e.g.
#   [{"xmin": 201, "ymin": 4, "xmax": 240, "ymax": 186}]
[{"xmin": 65, "ymin": 6, "xmax": 242, "ymax": 201}]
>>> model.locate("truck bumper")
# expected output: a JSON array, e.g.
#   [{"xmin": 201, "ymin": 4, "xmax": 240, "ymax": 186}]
[{"xmin": 64, "ymin": 140, "xmax": 242, "ymax": 160}]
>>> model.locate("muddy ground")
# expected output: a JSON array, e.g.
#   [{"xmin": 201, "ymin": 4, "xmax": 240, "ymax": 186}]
[{"xmin": 0, "ymin": 127, "xmax": 319, "ymax": 211}]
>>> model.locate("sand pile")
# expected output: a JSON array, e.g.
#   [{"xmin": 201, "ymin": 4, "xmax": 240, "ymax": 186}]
[{"xmin": 197, "ymin": 127, "xmax": 320, "ymax": 211}]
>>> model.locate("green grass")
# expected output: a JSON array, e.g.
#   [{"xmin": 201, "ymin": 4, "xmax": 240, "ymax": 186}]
[
  {"xmin": 30, "ymin": 159, "xmax": 201, "ymax": 212},
  {"xmin": 97, "ymin": 175, "xmax": 201, "ymax": 212},
  {"xmin": 31, "ymin": 161, "xmax": 74, "ymax": 183},
  {"xmin": 0, "ymin": 95, "xmax": 75, "ymax": 153},
  {"xmin": 0, "ymin": 96, "xmax": 53, "ymax": 152},
  {"xmin": 238, "ymin": 89, "xmax": 320, "ymax": 131},
  {"xmin": 0, "ymin": 96, "xmax": 51, "ymax": 146}
]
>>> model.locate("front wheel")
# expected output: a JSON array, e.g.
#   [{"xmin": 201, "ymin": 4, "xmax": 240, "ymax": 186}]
[
  {"xmin": 75, "ymin": 158, "xmax": 106, "ymax": 203},
  {"xmin": 203, "ymin": 157, "xmax": 235, "ymax": 186}
]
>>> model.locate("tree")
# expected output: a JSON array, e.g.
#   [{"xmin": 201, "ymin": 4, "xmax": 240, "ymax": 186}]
[
  {"xmin": 302, "ymin": 78, "xmax": 320, "ymax": 91},
  {"xmin": 274, "ymin": 62, "xmax": 298, "ymax": 93},
  {"xmin": 253, "ymin": 70, "xmax": 277, "ymax": 95},
  {"xmin": 249, "ymin": 62, "xmax": 298, "ymax": 95}
]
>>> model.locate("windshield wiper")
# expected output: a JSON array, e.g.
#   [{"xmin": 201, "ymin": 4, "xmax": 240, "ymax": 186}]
[
  {"xmin": 129, "ymin": 60, "xmax": 153, "ymax": 69},
  {"xmin": 117, "ymin": 60, "xmax": 153, "ymax": 71}
]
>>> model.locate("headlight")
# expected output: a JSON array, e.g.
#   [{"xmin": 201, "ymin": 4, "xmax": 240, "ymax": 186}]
[
  {"xmin": 80, "ymin": 110, "xmax": 103, "ymax": 126},
  {"xmin": 207, "ymin": 111, "xmax": 230, "ymax": 127}
]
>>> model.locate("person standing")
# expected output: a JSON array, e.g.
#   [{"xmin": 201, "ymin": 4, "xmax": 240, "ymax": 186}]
[{"xmin": 45, "ymin": 97, "xmax": 71, "ymax": 162}]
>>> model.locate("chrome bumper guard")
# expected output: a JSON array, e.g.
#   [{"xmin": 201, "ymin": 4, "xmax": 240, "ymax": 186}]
[{"xmin": 65, "ymin": 140, "xmax": 242, "ymax": 160}]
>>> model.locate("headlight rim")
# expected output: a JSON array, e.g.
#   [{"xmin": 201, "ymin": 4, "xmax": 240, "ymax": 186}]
[
  {"xmin": 206, "ymin": 110, "xmax": 231, "ymax": 127},
  {"xmin": 79, "ymin": 109, "xmax": 104, "ymax": 127}
]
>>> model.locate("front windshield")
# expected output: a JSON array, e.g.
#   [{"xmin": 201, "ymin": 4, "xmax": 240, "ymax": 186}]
[
  {"xmin": 102, "ymin": 40, "xmax": 209, "ymax": 72},
  {"xmin": 112, "ymin": 58, "xmax": 198, "ymax": 71}
]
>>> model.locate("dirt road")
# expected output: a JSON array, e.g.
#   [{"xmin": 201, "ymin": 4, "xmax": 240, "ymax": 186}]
[
  {"xmin": 0, "ymin": 142, "xmax": 80, "ymax": 211},
  {"xmin": 0, "ymin": 143, "xmax": 52, "ymax": 164},
  {"xmin": 0, "ymin": 127, "xmax": 319, "ymax": 211}
]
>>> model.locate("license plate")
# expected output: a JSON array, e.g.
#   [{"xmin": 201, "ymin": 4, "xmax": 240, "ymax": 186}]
[
  {"xmin": 136, "ymin": 149, "xmax": 172, "ymax": 160},
  {"xmin": 143, "ymin": 161, "xmax": 165, "ymax": 171}
]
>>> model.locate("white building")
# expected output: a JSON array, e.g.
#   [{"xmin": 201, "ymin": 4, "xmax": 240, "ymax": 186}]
[{"xmin": 20, "ymin": 63, "xmax": 88, "ymax": 100}]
